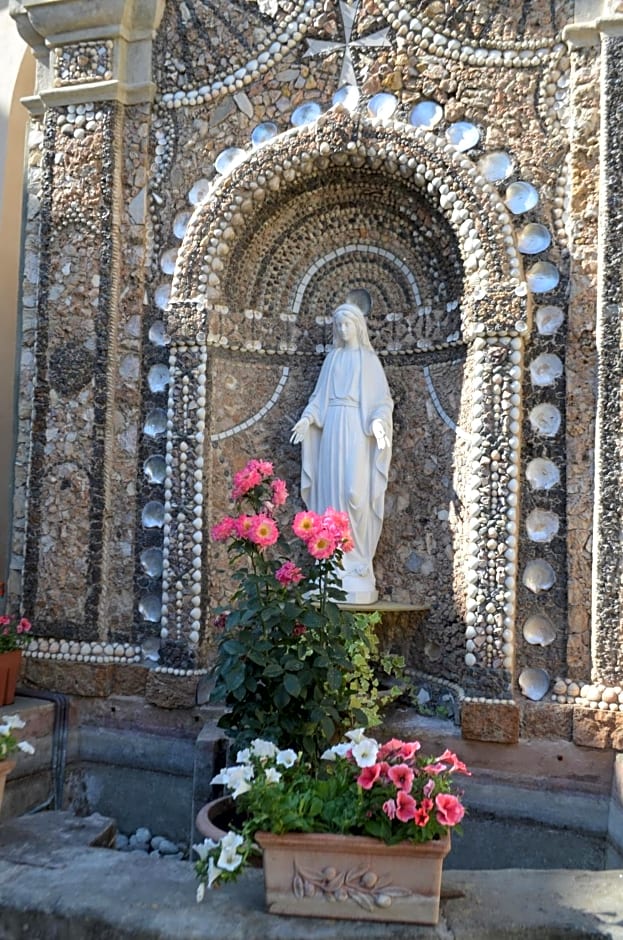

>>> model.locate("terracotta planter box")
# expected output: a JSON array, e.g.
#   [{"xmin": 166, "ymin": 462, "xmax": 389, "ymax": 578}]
[
  {"xmin": 255, "ymin": 830, "xmax": 451, "ymax": 925},
  {"xmin": 0, "ymin": 650, "xmax": 22, "ymax": 706},
  {"xmin": 0, "ymin": 759, "xmax": 16, "ymax": 812}
]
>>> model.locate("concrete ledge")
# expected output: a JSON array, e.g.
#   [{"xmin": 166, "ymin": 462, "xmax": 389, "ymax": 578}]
[{"xmin": 0, "ymin": 840, "xmax": 621, "ymax": 940}]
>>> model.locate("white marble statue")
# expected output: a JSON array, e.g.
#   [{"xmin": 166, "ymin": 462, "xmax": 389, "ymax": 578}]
[{"xmin": 291, "ymin": 303, "xmax": 394, "ymax": 603}]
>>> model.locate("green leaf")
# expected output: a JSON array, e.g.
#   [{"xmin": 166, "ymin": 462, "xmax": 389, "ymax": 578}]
[
  {"xmin": 283, "ymin": 672, "xmax": 302, "ymax": 696},
  {"xmin": 263, "ymin": 662, "xmax": 283, "ymax": 678}
]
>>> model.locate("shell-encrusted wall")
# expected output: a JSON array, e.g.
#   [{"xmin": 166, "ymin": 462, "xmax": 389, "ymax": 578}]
[{"xmin": 9, "ymin": 0, "xmax": 623, "ymax": 720}]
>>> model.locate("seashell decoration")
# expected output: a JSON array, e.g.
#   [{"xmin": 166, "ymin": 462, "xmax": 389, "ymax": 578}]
[
  {"xmin": 187, "ymin": 178, "xmax": 211, "ymax": 206},
  {"xmin": 142, "ymin": 501, "xmax": 165, "ymax": 528},
  {"xmin": 214, "ymin": 147, "xmax": 247, "ymax": 175},
  {"xmin": 140, "ymin": 547, "xmax": 164, "ymax": 577},
  {"xmin": 143, "ymin": 455, "xmax": 167, "ymax": 484},
  {"xmin": 148, "ymin": 364, "xmax": 171, "ymax": 393},
  {"xmin": 138, "ymin": 594, "xmax": 162, "ymax": 622},
  {"xmin": 529, "ymin": 353, "xmax": 563, "ymax": 386},
  {"xmin": 159, "ymin": 247, "xmax": 178, "ymax": 275},
  {"xmin": 523, "ymin": 614, "xmax": 556, "ymax": 647},
  {"xmin": 173, "ymin": 211, "xmax": 192, "ymax": 240},
  {"xmin": 518, "ymin": 667, "xmax": 550, "ymax": 701},
  {"xmin": 332, "ymin": 85, "xmax": 360, "ymax": 111},
  {"xmin": 529, "ymin": 403, "xmax": 561, "ymax": 437},
  {"xmin": 251, "ymin": 122, "xmax": 278, "ymax": 146},
  {"xmin": 526, "ymin": 508, "xmax": 560, "ymax": 543},
  {"xmin": 477, "ymin": 150, "xmax": 514, "ymax": 182},
  {"xmin": 526, "ymin": 261, "xmax": 560, "ymax": 293},
  {"xmin": 535, "ymin": 305, "xmax": 564, "ymax": 335},
  {"xmin": 367, "ymin": 92, "xmax": 398, "ymax": 120},
  {"xmin": 291, "ymin": 101, "xmax": 322, "ymax": 126},
  {"xmin": 445, "ymin": 121, "xmax": 480, "ymax": 152},
  {"xmin": 144, "ymin": 408, "xmax": 167, "ymax": 438},
  {"xmin": 409, "ymin": 100, "xmax": 443, "ymax": 129},
  {"xmin": 525, "ymin": 457, "xmax": 560, "ymax": 491},
  {"xmin": 154, "ymin": 284, "xmax": 171, "ymax": 311},
  {"xmin": 505, "ymin": 180, "xmax": 539, "ymax": 214},
  {"xmin": 517, "ymin": 223, "xmax": 551, "ymax": 254},
  {"xmin": 149, "ymin": 321, "xmax": 167, "ymax": 346},
  {"xmin": 522, "ymin": 558, "xmax": 556, "ymax": 593}
]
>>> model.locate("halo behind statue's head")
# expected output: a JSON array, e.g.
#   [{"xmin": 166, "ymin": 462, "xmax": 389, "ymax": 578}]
[{"xmin": 332, "ymin": 302, "xmax": 373, "ymax": 350}]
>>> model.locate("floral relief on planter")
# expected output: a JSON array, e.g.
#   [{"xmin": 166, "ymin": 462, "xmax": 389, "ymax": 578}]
[{"xmin": 255, "ymin": 830, "xmax": 451, "ymax": 925}]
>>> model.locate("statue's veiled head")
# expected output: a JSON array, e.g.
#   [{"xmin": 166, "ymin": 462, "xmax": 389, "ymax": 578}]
[{"xmin": 332, "ymin": 302, "xmax": 373, "ymax": 350}]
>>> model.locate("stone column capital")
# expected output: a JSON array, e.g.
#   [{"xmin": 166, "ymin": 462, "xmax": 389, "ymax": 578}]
[
  {"xmin": 564, "ymin": 13, "xmax": 623, "ymax": 48},
  {"xmin": 10, "ymin": 0, "xmax": 165, "ymax": 110}
]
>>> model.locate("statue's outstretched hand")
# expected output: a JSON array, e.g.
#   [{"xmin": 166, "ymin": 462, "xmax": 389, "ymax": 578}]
[
  {"xmin": 290, "ymin": 416, "xmax": 310, "ymax": 444},
  {"xmin": 372, "ymin": 419, "xmax": 388, "ymax": 450}
]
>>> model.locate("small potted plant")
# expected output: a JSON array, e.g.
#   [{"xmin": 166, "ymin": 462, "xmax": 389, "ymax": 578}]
[
  {"xmin": 0, "ymin": 713, "xmax": 35, "ymax": 811},
  {"xmin": 0, "ymin": 614, "xmax": 32, "ymax": 706},
  {"xmin": 208, "ymin": 458, "xmax": 402, "ymax": 762},
  {"xmin": 193, "ymin": 729, "xmax": 469, "ymax": 925}
]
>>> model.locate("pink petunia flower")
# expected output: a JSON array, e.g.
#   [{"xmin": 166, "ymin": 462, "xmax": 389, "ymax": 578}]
[
  {"xmin": 307, "ymin": 528, "xmax": 337, "ymax": 560},
  {"xmin": 423, "ymin": 778, "xmax": 435, "ymax": 799},
  {"xmin": 382, "ymin": 799, "xmax": 396, "ymax": 820},
  {"xmin": 414, "ymin": 807, "xmax": 430, "ymax": 827},
  {"xmin": 211, "ymin": 516, "xmax": 238, "ymax": 542},
  {"xmin": 271, "ymin": 478, "xmax": 288, "ymax": 507},
  {"xmin": 395, "ymin": 790, "xmax": 417, "ymax": 822},
  {"xmin": 357, "ymin": 763, "xmax": 383, "ymax": 790},
  {"xmin": 249, "ymin": 515, "xmax": 279, "ymax": 548},
  {"xmin": 435, "ymin": 793, "xmax": 465, "ymax": 827},
  {"xmin": 435, "ymin": 748, "xmax": 471, "ymax": 776},
  {"xmin": 387, "ymin": 763, "xmax": 415, "ymax": 792},
  {"xmin": 292, "ymin": 511, "xmax": 320, "ymax": 541},
  {"xmin": 422, "ymin": 762, "xmax": 446, "ymax": 776},
  {"xmin": 275, "ymin": 561, "xmax": 303, "ymax": 586},
  {"xmin": 377, "ymin": 738, "xmax": 405, "ymax": 760},
  {"xmin": 398, "ymin": 741, "xmax": 421, "ymax": 761}
]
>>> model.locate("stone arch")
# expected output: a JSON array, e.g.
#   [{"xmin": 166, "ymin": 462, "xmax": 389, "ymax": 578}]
[{"xmin": 163, "ymin": 107, "xmax": 529, "ymax": 697}]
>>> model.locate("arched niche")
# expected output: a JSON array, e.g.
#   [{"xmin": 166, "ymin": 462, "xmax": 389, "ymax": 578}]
[{"xmin": 163, "ymin": 108, "xmax": 529, "ymax": 697}]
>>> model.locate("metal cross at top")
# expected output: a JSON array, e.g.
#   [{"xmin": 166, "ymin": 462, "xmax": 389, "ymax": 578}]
[{"xmin": 304, "ymin": 0, "xmax": 391, "ymax": 89}]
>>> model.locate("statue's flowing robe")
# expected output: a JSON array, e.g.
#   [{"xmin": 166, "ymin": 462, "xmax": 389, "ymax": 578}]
[{"xmin": 300, "ymin": 346, "xmax": 393, "ymax": 577}]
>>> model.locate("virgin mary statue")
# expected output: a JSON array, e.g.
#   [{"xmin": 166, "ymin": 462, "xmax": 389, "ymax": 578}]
[{"xmin": 291, "ymin": 303, "xmax": 394, "ymax": 603}]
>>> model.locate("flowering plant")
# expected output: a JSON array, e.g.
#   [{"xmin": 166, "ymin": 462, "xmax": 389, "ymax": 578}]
[
  {"xmin": 0, "ymin": 713, "xmax": 35, "ymax": 761},
  {"xmin": 209, "ymin": 459, "xmax": 402, "ymax": 760},
  {"xmin": 0, "ymin": 614, "xmax": 32, "ymax": 654},
  {"xmin": 194, "ymin": 729, "xmax": 469, "ymax": 898}
]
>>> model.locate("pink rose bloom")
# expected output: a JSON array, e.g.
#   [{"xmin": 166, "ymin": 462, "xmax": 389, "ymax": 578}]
[
  {"xmin": 271, "ymin": 478, "xmax": 288, "ymax": 507},
  {"xmin": 0, "ymin": 616, "xmax": 10, "ymax": 626},
  {"xmin": 19, "ymin": 619, "xmax": 31, "ymax": 633},
  {"xmin": 388, "ymin": 763, "xmax": 414, "ymax": 792},
  {"xmin": 249, "ymin": 515, "xmax": 279, "ymax": 548},
  {"xmin": 357, "ymin": 763, "xmax": 382, "ymax": 790},
  {"xmin": 211, "ymin": 516, "xmax": 238, "ymax": 542},
  {"xmin": 435, "ymin": 748, "xmax": 471, "ymax": 776},
  {"xmin": 275, "ymin": 561, "xmax": 303, "ymax": 586},
  {"xmin": 292, "ymin": 510, "xmax": 319, "ymax": 541},
  {"xmin": 435, "ymin": 793, "xmax": 464, "ymax": 827},
  {"xmin": 307, "ymin": 528, "xmax": 337, "ymax": 560},
  {"xmin": 250, "ymin": 459, "xmax": 273, "ymax": 478},
  {"xmin": 235, "ymin": 515, "xmax": 255, "ymax": 539},
  {"xmin": 231, "ymin": 466, "xmax": 263, "ymax": 499},
  {"xmin": 382, "ymin": 799, "xmax": 396, "ymax": 820},
  {"xmin": 395, "ymin": 790, "xmax": 417, "ymax": 822}
]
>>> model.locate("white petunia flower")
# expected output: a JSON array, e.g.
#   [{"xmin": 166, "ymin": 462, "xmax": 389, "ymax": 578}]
[
  {"xmin": 236, "ymin": 748, "xmax": 251, "ymax": 764},
  {"xmin": 207, "ymin": 857, "xmax": 221, "ymax": 888},
  {"xmin": 321, "ymin": 742, "xmax": 351, "ymax": 761},
  {"xmin": 193, "ymin": 838, "xmax": 219, "ymax": 861},
  {"xmin": 276, "ymin": 749, "xmax": 297, "ymax": 768},
  {"xmin": 250, "ymin": 739, "xmax": 278, "ymax": 760},
  {"xmin": 196, "ymin": 882, "xmax": 206, "ymax": 903},
  {"xmin": 17, "ymin": 741, "xmax": 35, "ymax": 755},
  {"xmin": 217, "ymin": 832, "xmax": 245, "ymax": 872},
  {"xmin": 345, "ymin": 728, "xmax": 368, "ymax": 743},
  {"xmin": 3, "ymin": 715, "xmax": 25, "ymax": 730},
  {"xmin": 351, "ymin": 737, "xmax": 379, "ymax": 768},
  {"xmin": 227, "ymin": 763, "xmax": 255, "ymax": 798},
  {"xmin": 264, "ymin": 767, "xmax": 282, "ymax": 784}
]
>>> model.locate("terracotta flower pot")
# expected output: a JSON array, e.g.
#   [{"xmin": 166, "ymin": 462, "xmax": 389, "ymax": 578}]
[
  {"xmin": 0, "ymin": 759, "xmax": 16, "ymax": 812},
  {"xmin": 195, "ymin": 795, "xmax": 235, "ymax": 841},
  {"xmin": 0, "ymin": 650, "xmax": 22, "ymax": 706},
  {"xmin": 255, "ymin": 830, "xmax": 451, "ymax": 925}
]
